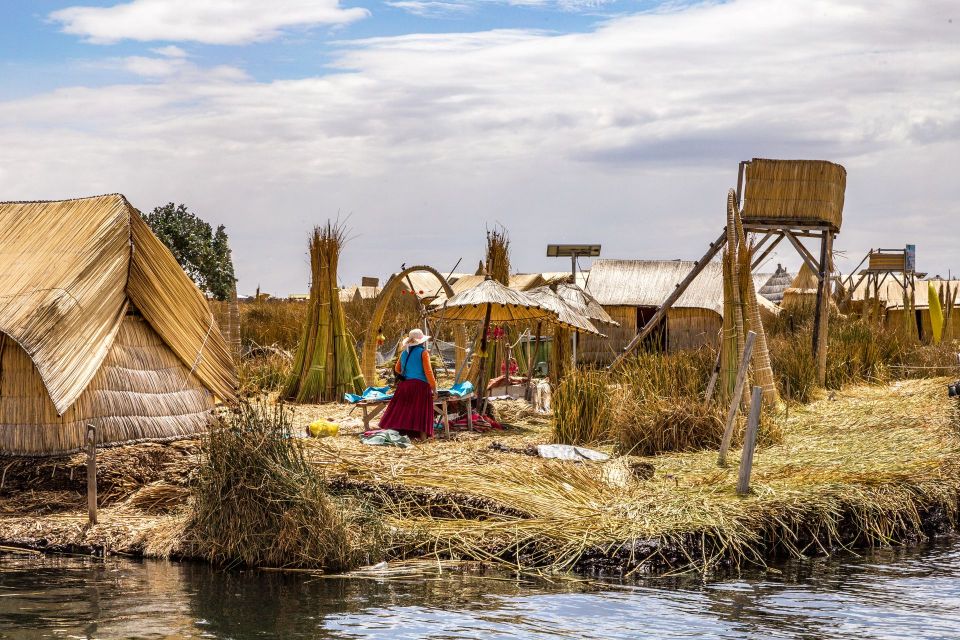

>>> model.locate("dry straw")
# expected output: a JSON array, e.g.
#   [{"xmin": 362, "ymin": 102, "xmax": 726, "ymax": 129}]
[{"xmin": 741, "ymin": 158, "xmax": 846, "ymax": 231}]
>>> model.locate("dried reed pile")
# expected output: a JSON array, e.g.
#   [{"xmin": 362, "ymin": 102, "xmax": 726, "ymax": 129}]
[
  {"xmin": 285, "ymin": 222, "xmax": 365, "ymax": 403},
  {"xmin": 311, "ymin": 377, "xmax": 960, "ymax": 575},
  {"xmin": 185, "ymin": 401, "xmax": 377, "ymax": 570}
]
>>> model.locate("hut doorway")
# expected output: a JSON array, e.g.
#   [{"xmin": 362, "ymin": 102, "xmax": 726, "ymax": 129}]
[{"xmin": 636, "ymin": 306, "xmax": 667, "ymax": 353}]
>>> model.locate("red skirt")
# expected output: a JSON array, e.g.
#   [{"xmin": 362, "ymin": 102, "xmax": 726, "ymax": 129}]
[{"xmin": 379, "ymin": 379, "xmax": 434, "ymax": 438}]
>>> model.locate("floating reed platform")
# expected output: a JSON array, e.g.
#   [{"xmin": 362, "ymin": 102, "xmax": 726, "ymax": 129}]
[{"xmin": 1, "ymin": 379, "xmax": 958, "ymax": 576}]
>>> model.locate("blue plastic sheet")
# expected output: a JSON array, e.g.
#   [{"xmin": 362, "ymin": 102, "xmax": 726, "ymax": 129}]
[
  {"xmin": 444, "ymin": 381, "xmax": 474, "ymax": 397},
  {"xmin": 344, "ymin": 386, "xmax": 394, "ymax": 404}
]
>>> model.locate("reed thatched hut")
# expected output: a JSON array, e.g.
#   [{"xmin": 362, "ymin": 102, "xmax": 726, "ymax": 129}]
[
  {"xmin": 0, "ymin": 195, "xmax": 237, "ymax": 456},
  {"xmin": 580, "ymin": 259, "xmax": 777, "ymax": 363},
  {"xmin": 758, "ymin": 264, "xmax": 794, "ymax": 305}
]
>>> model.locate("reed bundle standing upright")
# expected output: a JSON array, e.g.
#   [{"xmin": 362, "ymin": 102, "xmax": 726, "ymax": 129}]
[{"xmin": 285, "ymin": 222, "xmax": 364, "ymax": 403}]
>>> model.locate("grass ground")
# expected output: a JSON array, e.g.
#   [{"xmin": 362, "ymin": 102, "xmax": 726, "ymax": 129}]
[{"xmin": 3, "ymin": 378, "xmax": 955, "ymax": 576}]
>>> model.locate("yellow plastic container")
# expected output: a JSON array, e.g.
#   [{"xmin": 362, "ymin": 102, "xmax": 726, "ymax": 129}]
[{"xmin": 309, "ymin": 419, "xmax": 339, "ymax": 438}]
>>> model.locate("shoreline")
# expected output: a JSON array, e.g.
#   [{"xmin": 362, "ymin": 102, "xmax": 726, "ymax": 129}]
[{"xmin": 1, "ymin": 378, "xmax": 958, "ymax": 577}]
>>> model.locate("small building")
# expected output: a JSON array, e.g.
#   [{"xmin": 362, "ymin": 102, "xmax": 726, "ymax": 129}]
[
  {"xmin": 758, "ymin": 264, "xmax": 794, "ymax": 305},
  {"xmin": 579, "ymin": 259, "xmax": 777, "ymax": 363},
  {"xmin": 849, "ymin": 277, "xmax": 960, "ymax": 341},
  {"xmin": 0, "ymin": 195, "xmax": 237, "ymax": 456}
]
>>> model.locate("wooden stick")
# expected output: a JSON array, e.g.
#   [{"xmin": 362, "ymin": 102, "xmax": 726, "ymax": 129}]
[
  {"xmin": 613, "ymin": 230, "xmax": 727, "ymax": 367},
  {"xmin": 736, "ymin": 386, "xmax": 763, "ymax": 495},
  {"xmin": 718, "ymin": 330, "xmax": 756, "ymax": 466},
  {"xmin": 86, "ymin": 425, "xmax": 97, "ymax": 526}
]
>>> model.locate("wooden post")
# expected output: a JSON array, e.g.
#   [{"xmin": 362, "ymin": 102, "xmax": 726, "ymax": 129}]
[
  {"xmin": 613, "ymin": 230, "xmax": 727, "ymax": 367},
  {"xmin": 812, "ymin": 230, "xmax": 833, "ymax": 386},
  {"xmin": 86, "ymin": 425, "xmax": 97, "ymax": 525},
  {"xmin": 736, "ymin": 386, "xmax": 763, "ymax": 495},
  {"xmin": 718, "ymin": 330, "xmax": 756, "ymax": 466}
]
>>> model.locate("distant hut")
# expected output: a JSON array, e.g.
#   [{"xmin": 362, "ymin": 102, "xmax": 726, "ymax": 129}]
[
  {"xmin": 758, "ymin": 264, "xmax": 794, "ymax": 305},
  {"xmin": 848, "ymin": 277, "xmax": 960, "ymax": 341},
  {"xmin": 0, "ymin": 195, "xmax": 237, "ymax": 456},
  {"xmin": 579, "ymin": 259, "xmax": 778, "ymax": 363}
]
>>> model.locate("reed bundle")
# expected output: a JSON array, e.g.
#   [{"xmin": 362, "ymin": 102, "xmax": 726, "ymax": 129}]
[
  {"xmin": 741, "ymin": 159, "xmax": 846, "ymax": 231},
  {"xmin": 185, "ymin": 401, "xmax": 376, "ymax": 570},
  {"xmin": 485, "ymin": 226, "xmax": 511, "ymax": 285},
  {"xmin": 285, "ymin": 222, "xmax": 364, "ymax": 403}
]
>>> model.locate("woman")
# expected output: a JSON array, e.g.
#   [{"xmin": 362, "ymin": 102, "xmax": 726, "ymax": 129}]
[{"xmin": 379, "ymin": 328, "xmax": 437, "ymax": 440}]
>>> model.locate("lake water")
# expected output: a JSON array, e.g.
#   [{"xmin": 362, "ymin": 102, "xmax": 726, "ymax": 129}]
[{"xmin": 1, "ymin": 541, "xmax": 959, "ymax": 639}]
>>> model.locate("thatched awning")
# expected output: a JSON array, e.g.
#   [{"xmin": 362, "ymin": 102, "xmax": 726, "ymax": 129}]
[
  {"xmin": 525, "ymin": 286, "xmax": 603, "ymax": 336},
  {"xmin": 553, "ymin": 282, "xmax": 618, "ymax": 326},
  {"xmin": 0, "ymin": 195, "xmax": 237, "ymax": 414},
  {"xmin": 429, "ymin": 278, "xmax": 556, "ymax": 323}
]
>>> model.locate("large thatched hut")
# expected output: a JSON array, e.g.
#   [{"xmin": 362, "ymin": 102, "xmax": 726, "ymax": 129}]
[
  {"xmin": 0, "ymin": 195, "xmax": 237, "ymax": 456},
  {"xmin": 579, "ymin": 259, "xmax": 777, "ymax": 363}
]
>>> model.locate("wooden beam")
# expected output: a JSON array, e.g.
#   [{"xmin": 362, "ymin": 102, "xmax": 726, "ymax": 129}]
[
  {"xmin": 86, "ymin": 425, "xmax": 97, "ymax": 526},
  {"xmin": 612, "ymin": 230, "xmax": 727, "ymax": 367},
  {"xmin": 736, "ymin": 386, "xmax": 763, "ymax": 496},
  {"xmin": 783, "ymin": 230, "xmax": 821, "ymax": 275},
  {"xmin": 718, "ymin": 330, "xmax": 756, "ymax": 466},
  {"xmin": 812, "ymin": 230, "xmax": 833, "ymax": 386},
  {"xmin": 751, "ymin": 233, "xmax": 784, "ymax": 271}
]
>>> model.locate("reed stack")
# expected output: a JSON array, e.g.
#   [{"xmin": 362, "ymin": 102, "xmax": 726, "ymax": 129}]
[{"xmin": 285, "ymin": 222, "xmax": 364, "ymax": 403}]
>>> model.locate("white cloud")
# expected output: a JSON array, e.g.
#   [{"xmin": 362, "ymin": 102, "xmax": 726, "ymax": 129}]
[
  {"xmin": 7, "ymin": 0, "xmax": 960, "ymax": 292},
  {"xmin": 386, "ymin": 0, "xmax": 616, "ymax": 17},
  {"xmin": 50, "ymin": 0, "xmax": 369, "ymax": 45},
  {"xmin": 150, "ymin": 45, "xmax": 189, "ymax": 58}
]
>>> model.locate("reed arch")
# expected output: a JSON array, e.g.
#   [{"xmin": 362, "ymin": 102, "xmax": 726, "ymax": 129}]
[{"xmin": 361, "ymin": 266, "xmax": 467, "ymax": 384}]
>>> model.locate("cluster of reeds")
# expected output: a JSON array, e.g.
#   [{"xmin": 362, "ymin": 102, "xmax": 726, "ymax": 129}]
[
  {"xmin": 185, "ymin": 400, "xmax": 380, "ymax": 570},
  {"xmin": 237, "ymin": 347, "xmax": 293, "ymax": 397},
  {"xmin": 721, "ymin": 190, "xmax": 778, "ymax": 405},
  {"xmin": 240, "ymin": 300, "xmax": 308, "ymax": 351},
  {"xmin": 551, "ymin": 349, "xmax": 775, "ymax": 455},
  {"xmin": 285, "ymin": 222, "xmax": 365, "ymax": 403}
]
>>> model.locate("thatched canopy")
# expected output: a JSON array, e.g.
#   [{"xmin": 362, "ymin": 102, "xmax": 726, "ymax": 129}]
[
  {"xmin": 0, "ymin": 195, "xmax": 237, "ymax": 454},
  {"xmin": 525, "ymin": 286, "xmax": 603, "ymax": 336},
  {"xmin": 741, "ymin": 158, "xmax": 846, "ymax": 231},
  {"xmin": 758, "ymin": 264, "xmax": 794, "ymax": 304},
  {"xmin": 553, "ymin": 282, "xmax": 618, "ymax": 326},
  {"xmin": 429, "ymin": 278, "xmax": 556, "ymax": 323},
  {"xmin": 431, "ymin": 272, "xmax": 548, "ymax": 307}
]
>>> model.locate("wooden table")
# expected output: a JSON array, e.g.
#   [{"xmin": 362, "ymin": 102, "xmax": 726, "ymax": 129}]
[{"xmin": 355, "ymin": 393, "xmax": 474, "ymax": 438}]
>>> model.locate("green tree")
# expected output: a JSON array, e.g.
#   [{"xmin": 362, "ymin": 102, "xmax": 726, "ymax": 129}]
[{"xmin": 145, "ymin": 203, "xmax": 237, "ymax": 301}]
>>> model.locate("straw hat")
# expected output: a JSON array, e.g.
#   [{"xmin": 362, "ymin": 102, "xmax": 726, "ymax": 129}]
[{"xmin": 401, "ymin": 328, "xmax": 430, "ymax": 348}]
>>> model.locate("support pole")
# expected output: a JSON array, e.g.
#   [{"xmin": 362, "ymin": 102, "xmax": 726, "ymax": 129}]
[
  {"xmin": 812, "ymin": 230, "xmax": 833, "ymax": 386},
  {"xmin": 736, "ymin": 386, "xmax": 763, "ymax": 496},
  {"xmin": 86, "ymin": 425, "xmax": 97, "ymax": 525},
  {"xmin": 613, "ymin": 230, "xmax": 727, "ymax": 367},
  {"xmin": 718, "ymin": 330, "xmax": 756, "ymax": 466}
]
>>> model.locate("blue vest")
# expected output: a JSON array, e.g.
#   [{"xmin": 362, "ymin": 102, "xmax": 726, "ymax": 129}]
[{"xmin": 400, "ymin": 345, "xmax": 427, "ymax": 383}]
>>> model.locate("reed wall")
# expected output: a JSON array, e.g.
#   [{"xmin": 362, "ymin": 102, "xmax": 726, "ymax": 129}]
[{"xmin": 0, "ymin": 315, "xmax": 213, "ymax": 456}]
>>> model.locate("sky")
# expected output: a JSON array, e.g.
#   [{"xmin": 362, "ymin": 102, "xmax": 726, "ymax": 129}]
[{"xmin": 1, "ymin": 0, "xmax": 957, "ymax": 295}]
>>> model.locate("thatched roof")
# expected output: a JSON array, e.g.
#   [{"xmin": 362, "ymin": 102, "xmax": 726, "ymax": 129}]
[
  {"xmin": 741, "ymin": 158, "xmax": 846, "ymax": 231},
  {"xmin": 395, "ymin": 271, "xmax": 462, "ymax": 300},
  {"xmin": 758, "ymin": 264, "xmax": 794, "ymax": 304},
  {"xmin": 553, "ymin": 282, "xmax": 618, "ymax": 326},
  {"xmin": 0, "ymin": 195, "xmax": 237, "ymax": 415},
  {"xmin": 338, "ymin": 285, "xmax": 380, "ymax": 303},
  {"xmin": 525, "ymin": 286, "xmax": 603, "ymax": 336},
  {"xmin": 586, "ymin": 259, "xmax": 778, "ymax": 316},
  {"xmin": 431, "ymin": 272, "xmax": 548, "ymax": 307},
  {"xmin": 429, "ymin": 278, "xmax": 556, "ymax": 323}
]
